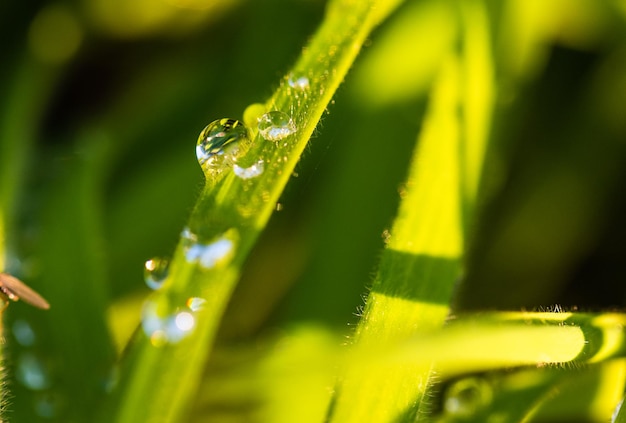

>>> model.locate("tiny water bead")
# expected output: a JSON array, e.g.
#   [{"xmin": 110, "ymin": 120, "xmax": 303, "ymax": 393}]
[
  {"xmin": 234, "ymin": 160, "xmax": 264, "ymax": 179},
  {"xmin": 144, "ymin": 257, "xmax": 169, "ymax": 290},
  {"xmin": 287, "ymin": 73, "xmax": 310, "ymax": 91},
  {"xmin": 196, "ymin": 118, "xmax": 249, "ymax": 174},
  {"xmin": 258, "ymin": 111, "xmax": 296, "ymax": 141},
  {"xmin": 186, "ymin": 297, "xmax": 207, "ymax": 311}
]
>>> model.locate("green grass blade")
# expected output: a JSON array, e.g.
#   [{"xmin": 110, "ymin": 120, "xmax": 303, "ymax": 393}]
[
  {"xmin": 0, "ymin": 58, "xmax": 58, "ymax": 264},
  {"xmin": 329, "ymin": 55, "xmax": 464, "ymax": 423},
  {"xmin": 385, "ymin": 312, "xmax": 626, "ymax": 372},
  {"xmin": 329, "ymin": 1, "xmax": 495, "ymax": 419},
  {"xmin": 99, "ymin": 1, "xmax": 405, "ymax": 422}
]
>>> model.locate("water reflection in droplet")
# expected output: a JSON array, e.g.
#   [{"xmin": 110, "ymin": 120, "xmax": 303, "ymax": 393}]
[{"xmin": 196, "ymin": 118, "xmax": 249, "ymax": 176}]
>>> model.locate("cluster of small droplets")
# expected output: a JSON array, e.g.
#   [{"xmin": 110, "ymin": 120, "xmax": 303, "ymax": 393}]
[{"xmin": 196, "ymin": 118, "xmax": 249, "ymax": 176}]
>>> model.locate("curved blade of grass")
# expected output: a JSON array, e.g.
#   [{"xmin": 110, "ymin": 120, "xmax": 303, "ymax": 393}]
[
  {"xmin": 98, "ymin": 1, "xmax": 405, "ymax": 422},
  {"xmin": 0, "ymin": 58, "xmax": 58, "ymax": 266},
  {"xmin": 329, "ymin": 54, "xmax": 464, "ymax": 423},
  {"xmin": 196, "ymin": 311, "xmax": 626, "ymax": 422},
  {"xmin": 5, "ymin": 134, "xmax": 116, "ymax": 422},
  {"xmin": 0, "ymin": 57, "xmax": 64, "ymax": 421},
  {"xmin": 329, "ymin": 2, "xmax": 494, "ymax": 421},
  {"xmin": 384, "ymin": 312, "xmax": 626, "ymax": 372}
]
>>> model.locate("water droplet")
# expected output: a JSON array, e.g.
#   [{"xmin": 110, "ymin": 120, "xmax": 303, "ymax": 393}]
[
  {"xmin": 444, "ymin": 377, "xmax": 492, "ymax": 417},
  {"xmin": 258, "ymin": 111, "xmax": 296, "ymax": 141},
  {"xmin": 17, "ymin": 352, "xmax": 51, "ymax": 390},
  {"xmin": 275, "ymin": 203, "xmax": 283, "ymax": 211},
  {"xmin": 288, "ymin": 74, "xmax": 310, "ymax": 90},
  {"xmin": 381, "ymin": 229, "xmax": 391, "ymax": 245},
  {"xmin": 101, "ymin": 365, "xmax": 119, "ymax": 393},
  {"xmin": 234, "ymin": 160, "xmax": 264, "ymax": 179},
  {"xmin": 196, "ymin": 118, "xmax": 249, "ymax": 175},
  {"xmin": 186, "ymin": 297, "xmax": 207, "ymax": 311},
  {"xmin": 181, "ymin": 227, "xmax": 198, "ymax": 243},
  {"xmin": 141, "ymin": 298, "xmax": 197, "ymax": 346},
  {"xmin": 34, "ymin": 391, "xmax": 63, "ymax": 418},
  {"xmin": 13, "ymin": 319, "xmax": 37, "ymax": 346},
  {"xmin": 184, "ymin": 230, "xmax": 237, "ymax": 269},
  {"xmin": 174, "ymin": 311, "xmax": 195, "ymax": 332},
  {"xmin": 144, "ymin": 257, "xmax": 169, "ymax": 290}
]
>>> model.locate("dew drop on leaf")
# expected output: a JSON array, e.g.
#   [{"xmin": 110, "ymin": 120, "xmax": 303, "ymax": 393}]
[
  {"xmin": 234, "ymin": 160, "xmax": 264, "ymax": 179},
  {"xmin": 186, "ymin": 297, "xmax": 207, "ymax": 312},
  {"xmin": 443, "ymin": 377, "xmax": 493, "ymax": 417},
  {"xmin": 144, "ymin": 257, "xmax": 169, "ymax": 290},
  {"xmin": 196, "ymin": 118, "xmax": 249, "ymax": 176},
  {"xmin": 288, "ymin": 73, "xmax": 310, "ymax": 90},
  {"xmin": 258, "ymin": 111, "xmax": 296, "ymax": 141},
  {"xmin": 184, "ymin": 230, "xmax": 238, "ymax": 269}
]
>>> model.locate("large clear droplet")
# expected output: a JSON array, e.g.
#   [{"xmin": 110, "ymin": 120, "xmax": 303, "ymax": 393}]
[
  {"xmin": 144, "ymin": 257, "xmax": 169, "ymax": 290},
  {"xmin": 258, "ymin": 111, "xmax": 296, "ymax": 141},
  {"xmin": 444, "ymin": 377, "xmax": 492, "ymax": 417},
  {"xmin": 196, "ymin": 118, "xmax": 249, "ymax": 175}
]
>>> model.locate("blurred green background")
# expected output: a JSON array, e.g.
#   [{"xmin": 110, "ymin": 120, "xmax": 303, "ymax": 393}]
[{"xmin": 1, "ymin": 0, "xmax": 626, "ymax": 421}]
